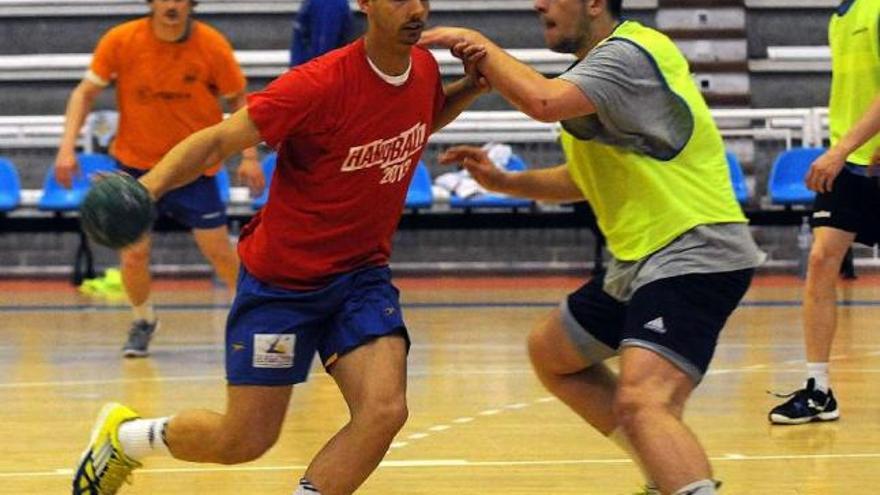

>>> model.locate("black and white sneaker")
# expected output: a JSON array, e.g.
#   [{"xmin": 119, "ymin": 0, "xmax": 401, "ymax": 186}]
[
  {"xmin": 768, "ymin": 378, "xmax": 839, "ymax": 425},
  {"xmin": 122, "ymin": 319, "xmax": 158, "ymax": 358}
]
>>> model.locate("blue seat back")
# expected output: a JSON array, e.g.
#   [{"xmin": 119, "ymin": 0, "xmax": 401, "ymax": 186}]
[
  {"xmin": 725, "ymin": 152, "xmax": 749, "ymax": 204},
  {"xmin": 80, "ymin": 153, "xmax": 118, "ymax": 175},
  {"xmin": 38, "ymin": 153, "xmax": 117, "ymax": 212},
  {"xmin": 215, "ymin": 166, "xmax": 231, "ymax": 205},
  {"xmin": 768, "ymin": 148, "xmax": 824, "ymax": 206},
  {"xmin": 505, "ymin": 154, "xmax": 527, "ymax": 172},
  {"xmin": 405, "ymin": 161, "xmax": 433, "ymax": 209},
  {"xmin": 252, "ymin": 153, "xmax": 277, "ymax": 210},
  {"xmin": 0, "ymin": 158, "xmax": 21, "ymax": 212}
]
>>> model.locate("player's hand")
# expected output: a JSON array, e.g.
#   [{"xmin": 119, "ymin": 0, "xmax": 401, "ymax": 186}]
[
  {"xmin": 452, "ymin": 41, "xmax": 491, "ymax": 93},
  {"xmin": 419, "ymin": 27, "xmax": 487, "ymax": 50},
  {"xmin": 238, "ymin": 155, "xmax": 265, "ymax": 198},
  {"xmin": 805, "ymin": 148, "xmax": 847, "ymax": 193},
  {"xmin": 439, "ymin": 146, "xmax": 506, "ymax": 192},
  {"xmin": 54, "ymin": 149, "xmax": 81, "ymax": 189}
]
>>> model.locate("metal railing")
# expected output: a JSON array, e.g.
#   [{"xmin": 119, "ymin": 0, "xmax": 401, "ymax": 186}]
[{"xmin": 0, "ymin": 49, "xmax": 578, "ymax": 82}]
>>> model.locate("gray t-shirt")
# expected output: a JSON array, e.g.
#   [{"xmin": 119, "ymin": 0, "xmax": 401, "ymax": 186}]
[
  {"xmin": 558, "ymin": 39, "xmax": 693, "ymax": 160},
  {"xmin": 603, "ymin": 223, "xmax": 766, "ymax": 302},
  {"xmin": 557, "ymin": 38, "xmax": 766, "ymax": 299}
]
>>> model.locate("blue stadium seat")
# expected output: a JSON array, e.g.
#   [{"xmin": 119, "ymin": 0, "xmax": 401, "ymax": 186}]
[
  {"xmin": 768, "ymin": 147, "xmax": 824, "ymax": 206},
  {"xmin": 405, "ymin": 161, "xmax": 432, "ymax": 210},
  {"xmin": 215, "ymin": 166, "xmax": 231, "ymax": 206},
  {"xmin": 38, "ymin": 153, "xmax": 117, "ymax": 212},
  {"xmin": 450, "ymin": 154, "xmax": 533, "ymax": 209},
  {"xmin": 0, "ymin": 158, "xmax": 21, "ymax": 212},
  {"xmin": 252, "ymin": 153, "xmax": 277, "ymax": 210},
  {"xmin": 726, "ymin": 151, "xmax": 749, "ymax": 204}
]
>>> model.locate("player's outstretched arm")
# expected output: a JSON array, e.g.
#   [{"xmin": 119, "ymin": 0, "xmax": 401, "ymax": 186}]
[
  {"xmin": 420, "ymin": 27, "xmax": 595, "ymax": 123},
  {"xmin": 140, "ymin": 107, "xmax": 262, "ymax": 200},
  {"xmin": 439, "ymin": 145, "xmax": 583, "ymax": 203},
  {"xmin": 55, "ymin": 79, "xmax": 105, "ymax": 189}
]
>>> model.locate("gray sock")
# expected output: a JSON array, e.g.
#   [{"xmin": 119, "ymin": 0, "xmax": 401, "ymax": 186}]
[{"xmin": 673, "ymin": 479, "xmax": 717, "ymax": 495}]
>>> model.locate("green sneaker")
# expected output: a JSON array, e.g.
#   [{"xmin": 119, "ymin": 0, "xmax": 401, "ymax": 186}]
[{"xmin": 72, "ymin": 403, "xmax": 142, "ymax": 494}]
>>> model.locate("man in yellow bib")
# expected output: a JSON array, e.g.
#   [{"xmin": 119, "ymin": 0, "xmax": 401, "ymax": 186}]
[
  {"xmin": 769, "ymin": 0, "xmax": 880, "ymax": 425},
  {"xmin": 422, "ymin": 1, "xmax": 764, "ymax": 494}
]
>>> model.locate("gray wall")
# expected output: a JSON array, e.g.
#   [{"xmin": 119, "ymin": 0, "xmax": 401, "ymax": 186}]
[{"xmin": 746, "ymin": 9, "xmax": 831, "ymax": 58}]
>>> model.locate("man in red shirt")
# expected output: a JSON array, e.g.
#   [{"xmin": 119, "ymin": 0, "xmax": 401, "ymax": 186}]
[{"xmin": 71, "ymin": 1, "xmax": 487, "ymax": 494}]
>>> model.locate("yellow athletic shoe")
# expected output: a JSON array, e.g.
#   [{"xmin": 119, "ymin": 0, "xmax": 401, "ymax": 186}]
[{"xmin": 72, "ymin": 403, "xmax": 142, "ymax": 494}]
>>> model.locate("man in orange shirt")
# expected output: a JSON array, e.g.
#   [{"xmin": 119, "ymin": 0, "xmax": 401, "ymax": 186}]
[{"xmin": 54, "ymin": 0, "xmax": 264, "ymax": 357}]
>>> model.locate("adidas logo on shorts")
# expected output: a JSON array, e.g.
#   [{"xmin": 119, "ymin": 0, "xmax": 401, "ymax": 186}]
[{"xmin": 643, "ymin": 317, "xmax": 667, "ymax": 334}]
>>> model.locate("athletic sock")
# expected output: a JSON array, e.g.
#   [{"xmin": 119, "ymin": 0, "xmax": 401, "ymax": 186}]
[
  {"xmin": 807, "ymin": 362, "xmax": 830, "ymax": 392},
  {"xmin": 118, "ymin": 417, "xmax": 171, "ymax": 461},
  {"xmin": 132, "ymin": 301, "xmax": 156, "ymax": 324},
  {"xmin": 673, "ymin": 479, "xmax": 717, "ymax": 495}
]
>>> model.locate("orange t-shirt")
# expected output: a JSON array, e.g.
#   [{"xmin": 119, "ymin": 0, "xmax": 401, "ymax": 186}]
[{"xmin": 89, "ymin": 18, "xmax": 246, "ymax": 174}]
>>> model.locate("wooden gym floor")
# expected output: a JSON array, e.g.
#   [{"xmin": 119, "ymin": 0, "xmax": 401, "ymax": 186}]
[{"xmin": 0, "ymin": 274, "xmax": 877, "ymax": 494}]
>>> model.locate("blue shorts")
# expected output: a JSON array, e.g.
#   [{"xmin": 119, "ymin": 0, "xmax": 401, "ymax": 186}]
[
  {"xmin": 225, "ymin": 265, "xmax": 409, "ymax": 386},
  {"xmin": 117, "ymin": 162, "xmax": 226, "ymax": 229}
]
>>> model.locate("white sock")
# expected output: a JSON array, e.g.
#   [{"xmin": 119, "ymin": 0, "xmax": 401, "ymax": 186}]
[
  {"xmin": 673, "ymin": 479, "xmax": 717, "ymax": 495},
  {"xmin": 293, "ymin": 478, "xmax": 321, "ymax": 494},
  {"xmin": 608, "ymin": 428, "xmax": 655, "ymax": 489},
  {"xmin": 118, "ymin": 417, "xmax": 171, "ymax": 461},
  {"xmin": 807, "ymin": 362, "xmax": 830, "ymax": 392},
  {"xmin": 132, "ymin": 301, "xmax": 156, "ymax": 323}
]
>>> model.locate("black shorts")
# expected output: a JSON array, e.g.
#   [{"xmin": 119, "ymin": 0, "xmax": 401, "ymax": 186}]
[
  {"xmin": 811, "ymin": 166, "xmax": 880, "ymax": 246},
  {"xmin": 563, "ymin": 268, "xmax": 754, "ymax": 383}
]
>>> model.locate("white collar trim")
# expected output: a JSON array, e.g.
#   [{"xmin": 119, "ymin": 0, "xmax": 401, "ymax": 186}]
[{"xmin": 366, "ymin": 55, "xmax": 411, "ymax": 86}]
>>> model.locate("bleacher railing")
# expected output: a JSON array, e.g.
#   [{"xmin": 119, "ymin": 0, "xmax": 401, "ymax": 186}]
[
  {"xmin": 1, "ymin": 107, "xmax": 832, "ymax": 210},
  {"xmin": 0, "ymin": 107, "xmax": 831, "ymax": 151},
  {"xmin": 0, "ymin": 50, "xmax": 578, "ymax": 81}
]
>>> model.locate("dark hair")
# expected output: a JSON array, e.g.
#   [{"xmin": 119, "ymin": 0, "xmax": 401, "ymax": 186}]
[{"xmin": 608, "ymin": 0, "xmax": 622, "ymax": 18}]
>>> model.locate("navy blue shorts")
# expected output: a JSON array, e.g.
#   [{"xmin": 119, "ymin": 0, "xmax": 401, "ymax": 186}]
[
  {"xmin": 117, "ymin": 162, "xmax": 226, "ymax": 229},
  {"xmin": 564, "ymin": 269, "xmax": 753, "ymax": 383},
  {"xmin": 225, "ymin": 265, "xmax": 409, "ymax": 386}
]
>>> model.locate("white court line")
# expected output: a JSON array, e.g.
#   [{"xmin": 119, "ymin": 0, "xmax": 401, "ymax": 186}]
[
  {"xmin": 8, "ymin": 453, "xmax": 880, "ymax": 479},
  {"xmin": 8, "ymin": 363, "xmax": 880, "ymax": 390}
]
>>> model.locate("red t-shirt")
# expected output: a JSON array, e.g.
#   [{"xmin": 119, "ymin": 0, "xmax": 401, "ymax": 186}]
[{"xmin": 241, "ymin": 38, "xmax": 445, "ymax": 289}]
